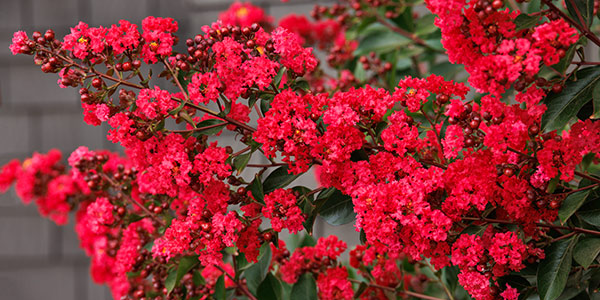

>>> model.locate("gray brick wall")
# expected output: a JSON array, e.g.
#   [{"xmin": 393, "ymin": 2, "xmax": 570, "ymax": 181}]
[{"xmin": 0, "ymin": 1, "xmax": 355, "ymax": 299}]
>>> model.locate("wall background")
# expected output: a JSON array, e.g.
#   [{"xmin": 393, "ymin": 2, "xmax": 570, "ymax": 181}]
[{"xmin": 0, "ymin": 0, "xmax": 360, "ymax": 299}]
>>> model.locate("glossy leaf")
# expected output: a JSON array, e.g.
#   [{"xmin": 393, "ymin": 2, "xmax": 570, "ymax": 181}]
[
  {"xmin": 537, "ymin": 236, "xmax": 577, "ymax": 300},
  {"xmin": 593, "ymin": 82, "xmax": 600, "ymax": 118},
  {"xmin": 248, "ymin": 174, "xmax": 264, "ymax": 203},
  {"xmin": 214, "ymin": 275, "xmax": 225, "ymax": 300},
  {"xmin": 175, "ymin": 256, "xmax": 198, "ymax": 290},
  {"xmin": 233, "ymin": 152, "xmax": 252, "ymax": 175},
  {"xmin": 263, "ymin": 166, "xmax": 300, "ymax": 194},
  {"xmin": 573, "ymin": 237, "xmax": 600, "ymax": 269},
  {"xmin": 566, "ymin": 0, "xmax": 594, "ymax": 28},
  {"xmin": 354, "ymin": 31, "xmax": 411, "ymax": 56},
  {"xmin": 245, "ymin": 243, "xmax": 273, "ymax": 294},
  {"xmin": 257, "ymin": 273, "xmax": 282, "ymax": 300},
  {"xmin": 578, "ymin": 199, "xmax": 600, "ymax": 226},
  {"xmin": 318, "ymin": 189, "xmax": 356, "ymax": 226},
  {"xmin": 193, "ymin": 119, "xmax": 227, "ymax": 136},
  {"xmin": 165, "ymin": 268, "xmax": 177, "ymax": 295},
  {"xmin": 514, "ymin": 14, "xmax": 539, "ymax": 31},
  {"xmin": 290, "ymin": 273, "xmax": 317, "ymax": 300},
  {"xmin": 415, "ymin": 14, "xmax": 438, "ymax": 36},
  {"xmin": 542, "ymin": 67, "xmax": 600, "ymax": 132},
  {"xmin": 558, "ymin": 190, "xmax": 591, "ymax": 225}
]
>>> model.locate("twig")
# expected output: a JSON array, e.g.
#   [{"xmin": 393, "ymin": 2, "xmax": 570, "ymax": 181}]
[{"xmin": 348, "ymin": 278, "xmax": 446, "ymax": 300}]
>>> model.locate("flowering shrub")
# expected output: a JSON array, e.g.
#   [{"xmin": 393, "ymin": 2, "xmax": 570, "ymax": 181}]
[{"xmin": 4, "ymin": 0, "xmax": 600, "ymax": 300}]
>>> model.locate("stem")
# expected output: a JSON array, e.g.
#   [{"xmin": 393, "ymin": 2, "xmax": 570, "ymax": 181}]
[
  {"xmin": 246, "ymin": 163, "xmax": 287, "ymax": 168},
  {"xmin": 425, "ymin": 261, "xmax": 455, "ymax": 300},
  {"xmin": 421, "ymin": 108, "xmax": 446, "ymax": 164},
  {"xmin": 462, "ymin": 216, "xmax": 600, "ymax": 237},
  {"xmin": 231, "ymin": 146, "xmax": 252, "ymax": 157},
  {"xmin": 100, "ymin": 173, "xmax": 166, "ymax": 226},
  {"xmin": 171, "ymin": 97, "xmax": 256, "ymax": 133},
  {"xmin": 214, "ymin": 265, "xmax": 258, "ymax": 300},
  {"xmin": 167, "ymin": 122, "xmax": 227, "ymax": 133},
  {"xmin": 348, "ymin": 279, "xmax": 446, "ymax": 300}
]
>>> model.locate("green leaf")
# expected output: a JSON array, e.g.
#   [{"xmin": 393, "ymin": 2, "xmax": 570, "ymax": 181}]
[
  {"xmin": 165, "ymin": 268, "xmax": 177, "ymax": 295},
  {"xmin": 214, "ymin": 275, "xmax": 225, "ymax": 300},
  {"xmin": 537, "ymin": 236, "xmax": 577, "ymax": 300},
  {"xmin": 245, "ymin": 243, "xmax": 272, "ymax": 294},
  {"xmin": 274, "ymin": 67, "xmax": 287, "ymax": 88},
  {"xmin": 262, "ymin": 166, "xmax": 300, "ymax": 194},
  {"xmin": 578, "ymin": 199, "xmax": 600, "ymax": 226},
  {"xmin": 592, "ymin": 82, "xmax": 600, "ymax": 118},
  {"xmin": 175, "ymin": 256, "xmax": 199, "ymax": 291},
  {"xmin": 354, "ymin": 31, "xmax": 411, "ymax": 56},
  {"xmin": 257, "ymin": 273, "xmax": 282, "ymax": 300},
  {"xmin": 514, "ymin": 14, "xmax": 540, "ymax": 31},
  {"xmin": 261, "ymin": 98, "xmax": 272, "ymax": 115},
  {"xmin": 294, "ymin": 78, "xmax": 310, "ymax": 92},
  {"xmin": 542, "ymin": 66, "xmax": 600, "ymax": 132},
  {"xmin": 248, "ymin": 174, "xmax": 264, "ymax": 203},
  {"xmin": 353, "ymin": 282, "xmax": 368, "ymax": 298},
  {"xmin": 233, "ymin": 152, "xmax": 252, "ymax": 175},
  {"xmin": 290, "ymin": 273, "xmax": 317, "ymax": 300},
  {"xmin": 566, "ymin": 0, "xmax": 594, "ymax": 28},
  {"xmin": 553, "ymin": 42, "xmax": 579, "ymax": 75},
  {"xmin": 235, "ymin": 252, "xmax": 251, "ymax": 272},
  {"xmin": 573, "ymin": 237, "xmax": 600, "ymax": 269},
  {"xmin": 415, "ymin": 14, "xmax": 438, "ymax": 36},
  {"xmin": 441, "ymin": 265, "xmax": 460, "ymax": 293},
  {"xmin": 559, "ymin": 190, "xmax": 592, "ymax": 225},
  {"xmin": 194, "ymin": 119, "xmax": 227, "ymax": 136},
  {"xmin": 318, "ymin": 189, "xmax": 356, "ymax": 226}
]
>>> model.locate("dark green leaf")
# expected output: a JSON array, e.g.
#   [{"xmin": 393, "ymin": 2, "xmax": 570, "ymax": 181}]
[
  {"xmin": 214, "ymin": 275, "xmax": 225, "ymax": 300},
  {"xmin": 415, "ymin": 14, "xmax": 438, "ymax": 36},
  {"xmin": 248, "ymin": 174, "xmax": 265, "ymax": 204},
  {"xmin": 566, "ymin": 0, "xmax": 594, "ymax": 28},
  {"xmin": 559, "ymin": 190, "xmax": 592, "ymax": 225},
  {"xmin": 233, "ymin": 152, "xmax": 252, "ymax": 175},
  {"xmin": 193, "ymin": 270, "xmax": 205, "ymax": 286},
  {"xmin": 592, "ymin": 82, "xmax": 600, "ymax": 118},
  {"xmin": 537, "ymin": 236, "xmax": 577, "ymax": 300},
  {"xmin": 194, "ymin": 119, "xmax": 227, "ymax": 136},
  {"xmin": 514, "ymin": 14, "xmax": 540, "ymax": 31},
  {"xmin": 353, "ymin": 282, "xmax": 368, "ymax": 298},
  {"xmin": 354, "ymin": 31, "xmax": 411, "ymax": 56},
  {"xmin": 573, "ymin": 237, "xmax": 600, "ymax": 269},
  {"xmin": 318, "ymin": 189, "xmax": 356, "ymax": 226},
  {"xmin": 553, "ymin": 42, "xmax": 579, "ymax": 75},
  {"xmin": 442, "ymin": 265, "xmax": 460, "ymax": 293},
  {"xmin": 261, "ymin": 98, "xmax": 272, "ymax": 115},
  {"xmin": 290, "ymin": 273, "xmax": 317, "ymax": 300},
  {"xmin": 578, "ymin": 199, "xmax": 600, "ymax": 226},
  {"xmin": 257, "ymin": 273, "xmax": 282, "ymax": 300},
  {"xmin": 542, "ymin": 67, "xmax": 600, "ymax": 132},
  {"xmin": 248, "ymin": 93, "xmax": 259, "ymax": 109},
  {"xmin": 274, "ymin": 67, "xmax": 287, "ymax": 88},
  {"xmin": 175, "ymin": 256, "xmax": 199, "ymax": 291},
  {"xmin": 165, "ymin": 268, "xmax": 177, "ymax": 295},
  {"xmin": 235, "ymin": 252, "xmax": 251, "ymax": 272},
  {"xmin": 299, "ymin": 234, "xmax": 316, "ymax": 248},
  {"xmin": 294, "ymin": 78, "xmax": 310, "ymax": 92},
  {"xmin": 262, "ymin": 166, "xmax": 300, "ymax": 194},
  {"xmin": 245, "ymin": 243, "xmax": 272, "ymax": 294}
]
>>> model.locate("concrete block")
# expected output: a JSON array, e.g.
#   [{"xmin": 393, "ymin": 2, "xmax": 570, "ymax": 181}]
[
  {"xmin": 0, "ymin": 216, "xmax": 51, "ymax": 257},
  {"xmin": 7, "ymin": 65, "xmax": 79, "ymax": 107},
  {"xmin": 0, "ymin": 0, "xmax": 21, "ymax": 30},
  {"xmin": 0, "ymin": 265, "xmax": 77, "ymax": 300},
  {"xmin": 0, "ymin": 113, "xmax": 31, "ymax": 157},
  {"xmin": 90, "ymin": 0, "xmax": 149, "ymax": 26},
  {"xmin": 39, "ymin": 112, "xmax": 107, "ymax": 153},
  {"xmin": 32, "ymin": 0, "xmax": 80, "ymax": 28}
]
